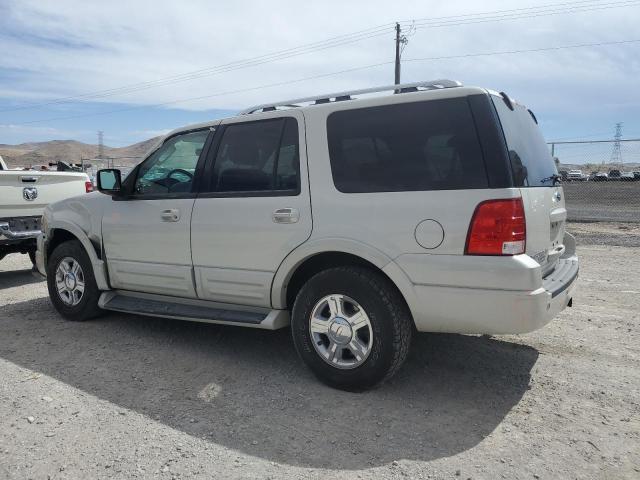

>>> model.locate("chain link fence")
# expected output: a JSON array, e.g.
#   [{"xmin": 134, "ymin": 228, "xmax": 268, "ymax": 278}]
[{"xmin": 550, "ymin": 139, "xmax": 640, "ymax": 223}]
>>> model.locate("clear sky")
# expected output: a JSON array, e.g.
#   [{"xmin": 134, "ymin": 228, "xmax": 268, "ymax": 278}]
[{"xmin": 0, "ymin": 0, "xmax": 639, "ymax": 164}]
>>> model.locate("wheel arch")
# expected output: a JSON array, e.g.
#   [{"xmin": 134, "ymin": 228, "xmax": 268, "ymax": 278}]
[
  {"xmin": 272, "ymin": 239, "xmax": 417, "ymax": 324},
  {"xmin": 46, "ymin": 221, "xmax": 110, "ymax": 290}
]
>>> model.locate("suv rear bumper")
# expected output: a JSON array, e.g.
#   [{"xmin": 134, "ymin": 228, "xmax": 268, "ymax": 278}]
[{"xmin": 393, "ymin": 236, "xmax": 579, "ymax": 335}]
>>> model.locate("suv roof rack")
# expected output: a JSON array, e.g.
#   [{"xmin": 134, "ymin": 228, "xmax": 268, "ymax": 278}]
[{"xmin": 240, "ymin": 79, "xmax": 463, "ymax": 115}]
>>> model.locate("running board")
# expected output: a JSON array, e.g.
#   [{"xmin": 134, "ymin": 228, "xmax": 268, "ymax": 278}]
[{"xmin": 98, "ymin": 291, "xmax": 289, "ymax": 330}]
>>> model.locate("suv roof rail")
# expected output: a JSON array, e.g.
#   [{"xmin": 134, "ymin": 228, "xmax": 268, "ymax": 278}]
[{"xmin": 239, "ymin": 79, "xmax": 463, "ymax": 115}]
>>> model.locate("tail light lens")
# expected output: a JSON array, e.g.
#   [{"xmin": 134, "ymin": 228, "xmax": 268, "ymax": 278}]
[
  {"xmin": 465, "ymin": 198, "xmax": 526, "ymax": 256},
  {"xmin": 85, "ymin": 181, "xmax": 94, "ymax": 193}
]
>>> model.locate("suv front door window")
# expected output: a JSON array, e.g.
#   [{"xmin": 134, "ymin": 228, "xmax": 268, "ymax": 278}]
[{"xmin": 134, "ymin": 130, "xmax": 209, "ymax": 195}]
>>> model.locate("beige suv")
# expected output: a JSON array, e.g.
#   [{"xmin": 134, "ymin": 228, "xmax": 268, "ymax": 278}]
[{"xmin": 37, "ymin": 80, "xmax": 578, "ymax": 390}]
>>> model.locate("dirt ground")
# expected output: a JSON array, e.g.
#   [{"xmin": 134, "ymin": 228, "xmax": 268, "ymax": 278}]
[{"xmin": 0, "ymin": 223, "xmax": 638, "ymax": 479}]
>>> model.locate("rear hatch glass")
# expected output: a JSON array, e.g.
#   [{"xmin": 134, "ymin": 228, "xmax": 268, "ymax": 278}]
[{"xmin": 492, "ymin": 94, "xmax": 566, "ymax": 276}]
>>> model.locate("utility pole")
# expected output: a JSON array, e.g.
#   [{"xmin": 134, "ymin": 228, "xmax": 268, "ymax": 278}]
[
  {"xmin": 394, "ymin": 23, "xmax": 401, "ymax": 85},
  {"xmin": 97, "ymin": 131, "xmax": 105, "ymax": 167},
  {"xmin": 394, "ymin": 22, "xmax": 411, "ymax": 88}
]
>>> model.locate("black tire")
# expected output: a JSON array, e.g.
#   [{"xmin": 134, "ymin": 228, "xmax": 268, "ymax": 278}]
[
  {"xmin": 46, "ymin": 240, "xmax": 102, "ymax": 321},
  {"xmin": 291, "ymin": 266, "xmax": 413, "ymax": 391}
]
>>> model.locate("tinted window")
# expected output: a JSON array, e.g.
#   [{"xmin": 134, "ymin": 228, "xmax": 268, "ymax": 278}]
[
  {"xmin": 134, "ymin": 130, "xmax": 209, "ymax": 195},
  {"xmin": 492, "ymin": 95, "xmax": 557, "ymax": 187},
  {"xmin": 210, "ymin": 118, "xmax": 299, "ymax": 193},
  {"xmin": 327, "ymin": 97, "xmax": 488, "ymax": 193}
]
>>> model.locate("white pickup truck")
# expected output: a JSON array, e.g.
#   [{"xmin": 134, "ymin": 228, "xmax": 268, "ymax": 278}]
[{"xmin": 0, "ymin": 155, "xmax": 93, "ymax": 264}]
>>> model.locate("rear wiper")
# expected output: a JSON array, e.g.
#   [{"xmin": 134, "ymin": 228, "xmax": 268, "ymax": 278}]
[{"xmin": 540, "ymin": 174, "xmax": 562, "ymax": 185}]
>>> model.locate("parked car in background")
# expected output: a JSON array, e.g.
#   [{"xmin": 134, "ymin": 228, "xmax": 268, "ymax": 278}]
[
  {"xmin": 593, "ymin": 172, "xmax": 609, "ymax": 181},
  {"xmin": 633, "ymin": 171, "xmax": 640, "ymax": 180},
  {"xmin": 608, "ymin": 169, "xmax": 622, "ymax": 180},
  {"xmin": 559, "ymin": 170, "xmax": 569, "ymax": 182},
  {"xmin": 1, "ymin": 155, "xmax": 93, "ymax": 265},
  {"xmin": 36, "ymin": 80, "xmax": 578, "ymax": 390},
  {"xmin": 620, "ymin": 172, "xmax": 636, "ymax": 181},
  {"xmin": 567, "ymin": 169, "xmax": 587, "ymax": 181}
]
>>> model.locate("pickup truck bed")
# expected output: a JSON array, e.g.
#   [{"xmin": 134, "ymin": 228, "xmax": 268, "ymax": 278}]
[{"xmin": 0, "ymin": 169, "xmax": 91, "ymax": 260}]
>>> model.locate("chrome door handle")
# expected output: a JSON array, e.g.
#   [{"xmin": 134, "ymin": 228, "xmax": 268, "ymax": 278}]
[
  {"xmin": 161, "ymin": 209, "xmax": 180, "ymax": 222},
  {"xmin": 272, "ymin": 208, "xmax": 299, "ymax": 224}
]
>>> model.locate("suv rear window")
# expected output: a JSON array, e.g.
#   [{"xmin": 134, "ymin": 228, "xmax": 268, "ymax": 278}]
[
  {"xmin": 327, "ymin": 97, "xmax": 488, "ymax": 193},
  {"xmin": 491, "ymin": 95, "xmax": 558, "ymax": 187}
]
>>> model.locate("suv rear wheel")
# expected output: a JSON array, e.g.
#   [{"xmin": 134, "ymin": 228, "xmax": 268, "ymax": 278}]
[
  {"xmin": 46, "ymin": 240, "xmax": 102, "ymax": 321},
  {"xmin": 291, "ymin": 266, "xmax": 412, "ymax": 391}
]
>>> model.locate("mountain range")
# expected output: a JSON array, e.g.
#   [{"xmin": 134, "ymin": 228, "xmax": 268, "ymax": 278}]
[{"xmin": 0, "ymin": 137, "xmax": 161, "ymax": 168}]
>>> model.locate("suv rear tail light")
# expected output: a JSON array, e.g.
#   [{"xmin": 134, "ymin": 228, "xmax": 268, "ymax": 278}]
[
  {"xmin": 465, "ymin": 198, "xmax": 526, "ymax": 256},
  {"xmin": 85, "ymin": 181, "xmax": 94, "ymax": 193}
]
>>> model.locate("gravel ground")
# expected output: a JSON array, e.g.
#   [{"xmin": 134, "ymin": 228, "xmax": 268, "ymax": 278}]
[
  {"xmin": 569, "ymin": 221, "xmax": 640, "ymax": 248},
  {"xmin": 563, "ymin": 182, "xmax": 640, "ymax": 223},
  {"xmin": 0, "ymin": 222, "xmax": 638, "ymax": 479}
]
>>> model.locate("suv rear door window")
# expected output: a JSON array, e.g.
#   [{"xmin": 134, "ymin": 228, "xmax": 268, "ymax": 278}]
[
  {"xmin": 209, "ymin": 117, "xmax": 299, "ymax": 194},
  {"xmin": 327, "ymin": 97, "xmax": 488, "ymax": 193},
  {"xmin": 491, "ymin": 95, "xmax": 558, "ymax": 187}
]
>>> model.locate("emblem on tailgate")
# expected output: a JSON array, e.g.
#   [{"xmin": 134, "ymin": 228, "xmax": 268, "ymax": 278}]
[{"xmin": 23, "ymin": 187, "xmax": 38, "ymax": 201}]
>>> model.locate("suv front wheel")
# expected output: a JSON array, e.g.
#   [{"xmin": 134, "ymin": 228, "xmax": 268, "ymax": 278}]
[
  {"xmin": 291, "ymin": 266, "xmax": 412, "ymax": 391},
  {"xmin": 46, "ymin": 240, "xmax": 102, "ymax": 321}
]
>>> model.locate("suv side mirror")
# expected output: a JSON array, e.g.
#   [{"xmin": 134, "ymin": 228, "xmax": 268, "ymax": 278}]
[{"xmin": 97, "ymin": 169, "xmax": 122, "ymax": 195}]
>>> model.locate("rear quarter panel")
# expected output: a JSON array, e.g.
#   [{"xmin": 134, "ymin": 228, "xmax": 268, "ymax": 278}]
[{"xmin": 300, "ymin": 89, "xmax": 522, "ymax": 260}]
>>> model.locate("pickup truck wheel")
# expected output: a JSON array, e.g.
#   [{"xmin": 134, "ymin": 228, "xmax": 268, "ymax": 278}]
[
  {"xmin": 46, "ymin": 240, "xmax": 102, "ymax": 321},
  {"xmin": 291, "ymin": 266, "xmax": 412, "ymax": 391}
]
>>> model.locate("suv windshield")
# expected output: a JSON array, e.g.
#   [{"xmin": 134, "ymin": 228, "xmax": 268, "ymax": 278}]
[{"xmin": 491, "ymin": 95, "xmax": 557, "ymax": 187}]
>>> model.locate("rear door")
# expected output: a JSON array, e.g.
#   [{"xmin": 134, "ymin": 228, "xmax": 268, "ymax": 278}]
[
  {"xmin": 491, "ymin": 95, "xmax": 566, "ymax": 275},
  {"xmin": 190, "ymin": 112, "xmax": 312, "ymax": 307}
]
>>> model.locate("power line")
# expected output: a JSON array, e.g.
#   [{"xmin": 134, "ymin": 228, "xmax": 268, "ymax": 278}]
[
  {"xmin": 11, "ymin": 37, "xmax": 639, "ymax": 126},
  {"xmin": 401, "ymin": 0, "xmax": 627, "ymax": 23},
  {"xmin": 407, "ymin": 0, "xmax": 639, "ymax": 29},
  {"xmin": 548, "ymin": 130, "xmax": 622, "ymax": 141},
  {"xmin": 548, "ymin": 131, "xmax": 640, "ymax": 142},
  {"xmin": 1, "ymin": 0, "xmax": 636, "ymax": 113},
  {"xmin": 0, "ymin": 25, "xmax": 398, "ymax": 112},
  {"xmin": 403, "ymin": 38, "xmax": 640, "ymax": 63}
]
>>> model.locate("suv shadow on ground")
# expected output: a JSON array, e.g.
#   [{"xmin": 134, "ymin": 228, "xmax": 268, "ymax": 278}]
[{"xmin": 0, "ymin": 298, "xmax": 538, "ymax": 469}]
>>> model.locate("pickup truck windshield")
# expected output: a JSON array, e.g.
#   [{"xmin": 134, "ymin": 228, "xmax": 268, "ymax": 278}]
[{"xmin": 492, "ymin": 95, "xmax": 558, "ymax": 187}]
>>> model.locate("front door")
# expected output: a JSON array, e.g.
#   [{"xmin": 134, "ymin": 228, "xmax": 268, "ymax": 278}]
[
  {"xmin": 102, "ymin": 129, "xmax": 212, "ymax": 297},
  {"xmin": 191, "ymin": 112, "xmax": 312, "ymax": 307}
]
